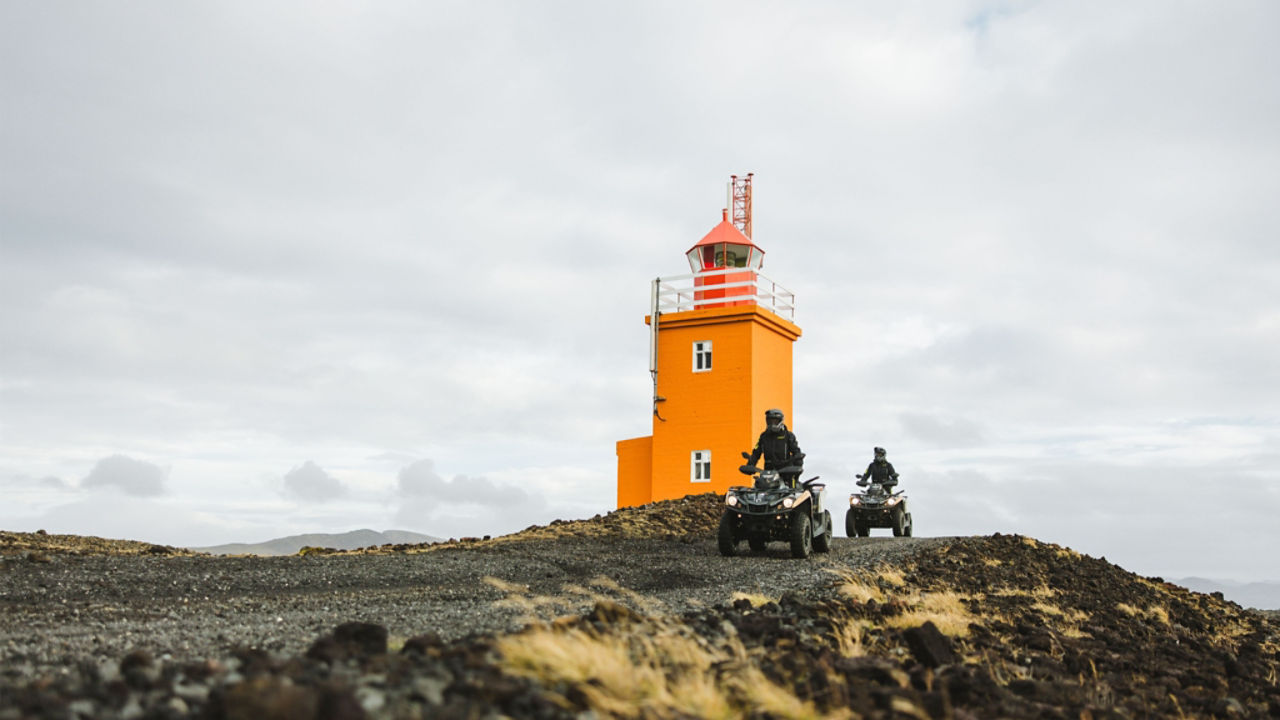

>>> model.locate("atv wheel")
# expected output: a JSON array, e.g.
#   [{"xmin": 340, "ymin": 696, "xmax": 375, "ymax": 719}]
[
  {"xmin": 904, "ymin": 512, "xmax": 913, "ymax": 537},
  {"xmin": 845, "ymin": 510, "xmax": 858, "ymax": 539},
  {"xmin": 891, "ymin": 507, "xmax": 907, "ymax": 537},
  {"xmin": 790, "ymin": 511, "xmax": 812, "ymax": 559},
  {"xmin": 748, "ymin": 536, "xmax": 767, "ymax": 553},
  {"xmin": 717, "ymin": 511, "xmax": 738, "ymax": 556},
  {"xmin": 813, "ymin": 511, "xmax": 832, "ymax": 553}
]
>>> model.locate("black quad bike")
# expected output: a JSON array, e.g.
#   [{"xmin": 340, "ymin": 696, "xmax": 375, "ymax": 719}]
[
  {"xmin": 718, "ymin": 452, "xmax": 833, "ymax": 558},
  {"xmin": 845, "ymin": 476, "xmax": 912, "ymax": 537}
]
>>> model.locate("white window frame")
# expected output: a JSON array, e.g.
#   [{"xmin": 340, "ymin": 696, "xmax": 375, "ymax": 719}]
[
  {"xmin": 693, "ymin": 340, "xmax": 712, "ymax": 372},
  {"xmin": 691, "ymin": 450, "xmax": 711, "ymax": 483}
]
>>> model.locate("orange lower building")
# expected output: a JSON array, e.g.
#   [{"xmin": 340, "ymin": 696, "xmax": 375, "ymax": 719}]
[{"xmin": 616, "ymin": 207, "xmax": 801, "ymax": 507}]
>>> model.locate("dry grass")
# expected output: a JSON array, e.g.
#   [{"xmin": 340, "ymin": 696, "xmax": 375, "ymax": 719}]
[
  {"xmin": 991, "ymin": 585, "xmax": 1057, "ymax": 600},
  {"xmin": 829, "ymin": 566, "xmax": 906, "ymax": 605},
  {"xmin": 830, "ymin": 567, "xmax": 974, "ymax": 637},
  {"xmin": 834, "ymin": 571, "xmax": 886, "ymax": 604},
  {"xmin": 883, "ymin": 590, "xmax": 976, "ymax": 638},
  {"xmin": 1116, "ymin": 603, "xmax": 1170, "ymax": 625},
  {"xmin": 487, "ymin": 575, "xmax": 671, "ymax": 626},
  {"xmin": 730, "ymin": 591, "xmax": 775, "ymax": 608},
  {"xmin": 879, "ymin": 567, "xmax": 907, "ymax": 587},
  {"xmin": 831, "ymin": 615, "xmax": 872, "ymax": 658},
  {"xmin": 489, "ymin": 572, "xmax": 856, "ymax": 718},
  {"xmin": 1032, "ymin": 601, "xmax": 1090, "ymax": 639},
  {"xmin": 497, "ymin": 619, "xmax": 848, "ymax": 719}
]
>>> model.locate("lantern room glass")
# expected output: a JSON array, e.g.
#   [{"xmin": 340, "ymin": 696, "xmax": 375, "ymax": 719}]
[{"xmin": 686, "ymin": 243, "xmax": 761, "ymax": 273}]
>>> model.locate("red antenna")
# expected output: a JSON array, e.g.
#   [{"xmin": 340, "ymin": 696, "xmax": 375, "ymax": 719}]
[{"xmin": 730, "ymin": 173, "xmax": 753, "ymax": 239}]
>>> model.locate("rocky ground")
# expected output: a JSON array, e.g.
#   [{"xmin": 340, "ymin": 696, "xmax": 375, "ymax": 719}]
[{"xmin": 2, "ymin": 494, "xmax": 1278, "ymax": 718}]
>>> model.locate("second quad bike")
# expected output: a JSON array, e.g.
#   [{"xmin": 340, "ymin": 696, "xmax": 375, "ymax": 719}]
[
  {"xmin": 845, "ymin": 476, "xmax": 912, "ymax": 537},
  {"xmin": 718, "ymin": 453, "xmax": 834, "ymax": 558}
]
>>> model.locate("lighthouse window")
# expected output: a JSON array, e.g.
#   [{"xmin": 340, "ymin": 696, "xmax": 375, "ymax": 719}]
[
  {"xmin": 691, "ymin": 450, "xmax": 711, "ymax": 483},
  {"xmin": 693, "ymin": 341, "xmax": 712, "ymax": 372}
]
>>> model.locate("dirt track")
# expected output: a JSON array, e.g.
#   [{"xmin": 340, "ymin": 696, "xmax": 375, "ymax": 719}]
[{"xmin": 0, "ymin": 533, "xmax": 948, "ymax": 675}]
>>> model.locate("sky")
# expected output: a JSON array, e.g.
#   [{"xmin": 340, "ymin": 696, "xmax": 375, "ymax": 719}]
[{"xmin": 2, "ymin": 2, "xmax": 1277, "ymax": 581}]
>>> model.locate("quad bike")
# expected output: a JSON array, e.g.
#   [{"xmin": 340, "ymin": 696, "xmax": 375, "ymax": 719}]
[
  {"xmin": 718, "ymin": 452, "xmax": 833, "ymax": 558},
  {"xmin": 845, "ymin": 475, "xmax": 912, "ymax": 537}
]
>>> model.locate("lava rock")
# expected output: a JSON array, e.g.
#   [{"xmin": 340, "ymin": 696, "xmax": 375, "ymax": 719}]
[{"xmin": 903, "ymin": 621, "xmax": 957, "ymax": 668}]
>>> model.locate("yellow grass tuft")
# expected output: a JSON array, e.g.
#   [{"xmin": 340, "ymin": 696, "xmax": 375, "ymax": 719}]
[
  {"xmin": 483, "ymin": 576, "xmax": 529, "ymax": 593},
  {"xmin": 1117, "ymin": 602, "xmax": 1170, "ymax": 625},
  {"xmin": 829, "ymin": 565, "xmax": 907, "ymax": 604},
  {"xmin": 991, "ymin": 585, "xmax": 1057, "ymax": 600},
  {"xmin": 831, "ymin": 616, "xmax": 871, "ymax": 658},
  {"xmin": 1032, "ymin": 602, "xmax": 1090, "ymax": 638},
  {"xmin": 878, "ymin": 567, "xmax": 908, "ymax": 587},
  {"xmin": 884, "ymin": 591, "xmax": 975, "ymax": 638},
  {"xmin": 497, "ymin": 620, "xmax": 846, "ymax": 719},
  {"xmin": 730, "ymin": 591, "xmax": 774, "ymax": 608},
  {"xmin": 830, "ymin": 569, "xmax": 887, "ymax": 604},
  {"xmin": 1147, "ymin": 604, "xmax": 1170, "ymax": 626}
]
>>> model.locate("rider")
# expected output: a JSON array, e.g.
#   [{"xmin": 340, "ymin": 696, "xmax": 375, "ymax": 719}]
[
  {"xmin": 747, "ymin": 408, "xmax": 803, "ymax": 487},
  {"xmin": 858, "ymin": 447, "xmax": 899, "ymax": 491}
]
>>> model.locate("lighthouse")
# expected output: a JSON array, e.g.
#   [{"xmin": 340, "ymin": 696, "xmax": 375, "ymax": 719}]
[{"xmin": 616, "ymin": 175, "xmax": 802, "ymax": 507}]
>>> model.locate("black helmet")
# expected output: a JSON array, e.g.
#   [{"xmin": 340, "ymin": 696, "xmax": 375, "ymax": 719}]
[
  {"xmin": 765, "ymin": 408, "xmax": 784, "ymax": 431},
  {"xmin": 874, "ymin": 446, "xmax": 886, "ymax": 459}
]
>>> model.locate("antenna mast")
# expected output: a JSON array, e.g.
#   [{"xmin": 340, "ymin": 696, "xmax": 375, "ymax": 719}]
[{"xmin": 730, "ymin": 173, "xmax": 753, "ymax": 239}]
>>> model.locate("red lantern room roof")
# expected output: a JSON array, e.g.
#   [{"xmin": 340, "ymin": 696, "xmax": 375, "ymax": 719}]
[
  {"xmin": 685, "ymin": 209, "xmax": 765, "ymax": 273},
  {"xmin": 687, "ymin": 209, "xmax": 757, "ymax": 251}
]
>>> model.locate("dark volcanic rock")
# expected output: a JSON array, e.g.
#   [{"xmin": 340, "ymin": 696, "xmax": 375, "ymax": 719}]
[
  {"xmin": 903, "ymin": 621, "xmax": 957, "ymax": 668},
  {"xmin": 2, "ymin": 507, "xmax": 1278, "ymax": 719}
]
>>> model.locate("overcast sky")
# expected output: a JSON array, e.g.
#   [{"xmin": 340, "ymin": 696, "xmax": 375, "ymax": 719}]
[{"xmin": 2, "ymin": 2, "xmax": 1277, "ymax": 581}]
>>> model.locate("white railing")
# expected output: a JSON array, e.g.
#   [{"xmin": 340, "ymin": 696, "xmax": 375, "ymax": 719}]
[{"xmin": 650, "ymin": 268, "xmax": 796, "ymax": 322}]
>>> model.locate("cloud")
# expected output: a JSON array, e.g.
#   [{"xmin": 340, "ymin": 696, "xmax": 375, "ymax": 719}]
[
  {"xmin": 80, "ymin": 455, "xmax": 167, "ymax": 496},
  {"xmin": 39, "ymin": 476, "xmax": 70, "ymax": 491},
  {"xmin": 898, "ymin": 413, "xmax": 986, "ymax": 448},
  {"xmin": 282, "ymin": 461, "xmax": 346, "ymax": 503},
  {"xmin": 392, "ymin": 459, "xmax": 552, "ymax": 539},
  {"xmin": 396, "ymin": 459, "xmax": 530, "ymax": 508}
]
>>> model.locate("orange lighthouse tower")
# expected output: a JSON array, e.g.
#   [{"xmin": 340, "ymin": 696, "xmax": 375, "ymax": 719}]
[{"xmin": 616, "ymin": 175, "xmax": 802, "ymax": 507}]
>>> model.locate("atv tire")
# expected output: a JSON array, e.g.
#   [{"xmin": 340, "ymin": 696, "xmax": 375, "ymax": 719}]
[
  {"xmin": 845, "ymin": 510, "xmax": 858, "ymax": 539},
  {"xmin": 904, "ymin": 512, "xmax": 913, "ymax": 537},
  {"xmin": 891, "ymin": 507, "xmax": 907, "ymax": 537},
  {"xmin": 790, "ymin": 511, "xmax": 812, "ymax": 559},
  {"xmin": 813, "ymin": 511, "xmax": 832, "ymax": 553},
  {"xmin": 748, "ymin": 536, "xmax": 767, "ymax": 553},
  {"xmin": 717, "ymin": 511, "xmax": 738, "ymax": 556}
]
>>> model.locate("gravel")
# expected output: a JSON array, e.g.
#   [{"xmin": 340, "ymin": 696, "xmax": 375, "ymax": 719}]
[{"xmin": 1, "ymin": 534, "xmax": 950, "ymax": 675}]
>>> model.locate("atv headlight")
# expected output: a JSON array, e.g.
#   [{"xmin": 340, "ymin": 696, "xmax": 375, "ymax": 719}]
[
  {"xmin": 725, "ymin": 494, "xmax": 739, "ymax": 507},
  {"xmin": 849, "ymin": 497, "xmax": 860, "ymax": 506},
  {"xmin": 886, "ymin": 496, "xmax": 900, "ymax": 507},
  {"xmin": 782, "ymin": 497, "xmax": 795, "ymax": 509}
]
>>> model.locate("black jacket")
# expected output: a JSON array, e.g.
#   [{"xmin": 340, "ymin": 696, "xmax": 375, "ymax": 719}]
[
  {"xmin": 748, "ymin": 426, "xmax": 802, "ymax": 470},
  {"xmin": 863, "ymin": 459, "xmax": 898, "ymax": 486}
]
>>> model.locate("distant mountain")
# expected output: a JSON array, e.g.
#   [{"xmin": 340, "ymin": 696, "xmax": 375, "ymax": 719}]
[
  {"xmin": 190, "ymin": 528, "xmax": 441, "ymax": 556},
  {"xmin": 1172, "ymin": 577, "xmax": 1280, "ymax": 611}
]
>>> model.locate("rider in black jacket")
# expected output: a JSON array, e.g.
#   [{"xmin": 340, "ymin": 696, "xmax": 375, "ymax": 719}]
[
  {"xmin": 858, "ymin": 447, "xmax": 898, "ymax": 490},
  {"xmin": 747, "ymin": 409, "xmax": 803, "ymax": 487}
]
